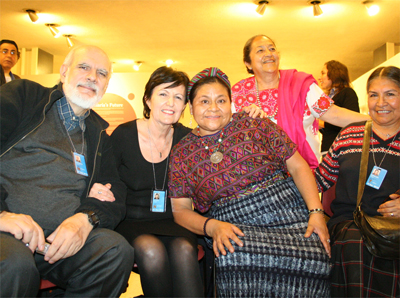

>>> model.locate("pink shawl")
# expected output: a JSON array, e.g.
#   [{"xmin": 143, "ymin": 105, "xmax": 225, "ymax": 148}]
[{"xmin": 277, "ymin": 69, "xmax": 319, "ymax": 169}]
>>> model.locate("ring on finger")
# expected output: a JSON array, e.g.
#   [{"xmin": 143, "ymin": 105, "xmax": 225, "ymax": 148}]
[
  {"xmin": 327, "ymin": 239, "xmax": 330, "ymax": 243},
  {"xmin": 391, "ymin": 212, "xmax": 394, "ymax": 217},
  {"xmin": 98, "ymin": 190, "xmax": 102, "ymax": 194}
]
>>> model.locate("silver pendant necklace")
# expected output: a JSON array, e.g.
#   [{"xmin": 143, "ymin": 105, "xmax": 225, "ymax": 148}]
[{"xmin": 197, "ymin": 126, "xmax": 224, "ymax": 164}]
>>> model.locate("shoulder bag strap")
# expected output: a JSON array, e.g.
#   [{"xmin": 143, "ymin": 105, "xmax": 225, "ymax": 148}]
[{"xmin": 357, "ymin": 120, "xmax": 372, "ymax": 208}]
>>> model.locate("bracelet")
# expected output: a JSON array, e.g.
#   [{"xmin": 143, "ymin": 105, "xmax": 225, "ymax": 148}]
[
  {"xmin": 203, "ymin": 218, "xmax": 213, "ymax": 237},
  {"xmin": 308, "ymin": 208, "xmax": 324, "ymax": 215}
]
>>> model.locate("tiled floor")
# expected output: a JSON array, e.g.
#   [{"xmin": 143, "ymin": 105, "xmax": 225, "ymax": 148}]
[{"xmin": 120, "ymin": 272, "xmax": 143, "ymax": 298}]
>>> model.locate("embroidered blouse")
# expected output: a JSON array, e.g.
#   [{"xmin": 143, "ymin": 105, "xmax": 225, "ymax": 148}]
[
  {"xmin": 168, "ymin": 112, "xmax": 297, "ymax": 213},
  {"xmin": 232, "ymin": 71, "xmax": 333, "ymax": 167}
]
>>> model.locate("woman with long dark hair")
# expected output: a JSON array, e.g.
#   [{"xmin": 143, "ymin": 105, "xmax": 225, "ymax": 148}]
[{"xmin": 318, "ymin": 60, "xmax": 360, "ymax": 153}]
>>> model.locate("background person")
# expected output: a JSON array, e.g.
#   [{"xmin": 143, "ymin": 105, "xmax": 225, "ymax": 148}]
[
  {"xmin": 232, "ymin": 35, "xmax": 369, "ymax": 169},
  {"xmin": 0, "ymin": 45, "xmax": 134, "ymax": 297},
  {"xmin": 0, "ymin": 39, "xmax": 21, "ymax": 86},
  {"xmin": 169, "ymin": 67, "xmax": 331, "ymax": 297},
  {"xmin": 315, "ymin": 66, "xmax": 400, "ymax": 297},
  {"xmin": 318, "ymin": 60, "xmax": 360, "ymax": 154}
]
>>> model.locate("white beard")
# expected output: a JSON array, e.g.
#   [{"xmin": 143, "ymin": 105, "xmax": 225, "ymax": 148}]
[{"xmin": 64, "ymin": 82, "xmax": 102, "ymax": 110}]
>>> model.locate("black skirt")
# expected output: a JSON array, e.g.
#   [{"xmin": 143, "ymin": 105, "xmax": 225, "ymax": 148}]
[{"xmin": 115, "ymin": 218, "xmax": 197, "ymax": 247}]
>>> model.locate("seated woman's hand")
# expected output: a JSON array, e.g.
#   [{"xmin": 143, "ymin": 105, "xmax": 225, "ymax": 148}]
[
  {"xmin": 88, "ymin": 183, "xmax": 115, "ymax": 202},
  {"xmin": 304, "ymin": 213, "xmax": 331, "ymax": 257},
  {"xmin": 206, "ymin": 219, "xmax": 245, "ymax": 257},
  {"xmin": 378, "ymin": 191, "xmax": 400, "ymax": 218},
  {"xmin": 242, "ymin": 104, "xmax": 266, "ymax": 119}
]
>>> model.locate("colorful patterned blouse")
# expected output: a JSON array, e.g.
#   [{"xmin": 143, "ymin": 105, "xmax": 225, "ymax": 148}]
[
  {"xmin": 168, "ymin": 112, "xmax": 297, "ymax": 213},
  {"xmin": 232, "ymin": 76, "xmax": 333, "ymax": 163}
]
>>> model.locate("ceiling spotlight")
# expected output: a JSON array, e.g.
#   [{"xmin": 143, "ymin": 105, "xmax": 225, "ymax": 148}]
[
  {"xmin": 310, "ymin": 1, "xmax": 323, "ymax": 17},
  {"xmin": 256, "ymin": 1, "xmax": 269, "ymax": 15},
  {"xmin": 46, "ymin": 24, "xmax": 61, "ymax": 38},
  {"xmin": 133, "ymin": 61, "xmax": 143, "ymax": 71},
  {"xmin": 63, "ymin": 35, "xmax": 74, "ymax": 48},
  {"xmin": 363, "ymin": 1, "xmax": 380, "ymax": 16},
  {"xmin": 166, "ymin": 59, "xmax": 174, "ymax": 67},
  {"xmin": 25, "ymin": 9, "xmax": 39, "ymax": 23}
]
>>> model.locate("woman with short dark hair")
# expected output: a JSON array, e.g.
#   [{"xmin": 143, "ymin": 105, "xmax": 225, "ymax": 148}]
[{"xmin": 110, "ymin": 66, "xmax": 203, "ymax": 297}]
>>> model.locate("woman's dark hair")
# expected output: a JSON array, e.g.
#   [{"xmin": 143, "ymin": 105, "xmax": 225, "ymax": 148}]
[
  {"xmin": 142, "ymin": 66, "xmax": 189, "ymax": 119},
  {"xmin": 325, "ymin": 60, "xmax": 351, "ymax": 92},
  {"xmin": 188, "ymin": 76, "xmax": 231, "ymax": 104},
  {"xmin": 243, "ymin": 35, "xmax": 276, "ymax": 74},
  {"xmin": 367, "ymin": 66, "xmax": 400, "ymax": 91}
]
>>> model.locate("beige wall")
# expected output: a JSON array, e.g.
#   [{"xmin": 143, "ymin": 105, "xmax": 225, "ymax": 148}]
[
  {"xmin": 352, "ymin": 53, "xmax": 400, "ymax": 115},
  {"xmin": 21, "ymin": 71, "xmax": 198, "ymax": 129},
  {"xmin": 20, "ymin": 53, "xmax": 400, "ymax": 131}
]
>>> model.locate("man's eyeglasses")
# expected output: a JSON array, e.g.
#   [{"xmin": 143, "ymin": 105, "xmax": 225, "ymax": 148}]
[{"xmin": 1, "ymin": 49, "xmax": 18, "ymax": 56}]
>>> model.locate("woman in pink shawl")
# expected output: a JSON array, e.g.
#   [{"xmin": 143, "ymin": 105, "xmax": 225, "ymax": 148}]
[{"xmin": 232, "ymin": 35, "xmax": 369, "ymax": 169}]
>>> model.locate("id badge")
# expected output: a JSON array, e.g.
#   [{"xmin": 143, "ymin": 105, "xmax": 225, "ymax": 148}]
[
  {"xmin": 151, "ymin": 189, "xmax": 167, "ymax": 213},
  {"xmin": 366, "ymin": 166, "xmax": 387, "ymax": 190},
  {"xmin": 73, "ymin": 152, "xmax": 88, "ymax": 177}
]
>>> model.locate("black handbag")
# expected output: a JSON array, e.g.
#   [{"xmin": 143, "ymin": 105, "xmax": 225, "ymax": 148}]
[{"xmin": 353, "ymin": 120, "xmax": 400, "ymax": 260}]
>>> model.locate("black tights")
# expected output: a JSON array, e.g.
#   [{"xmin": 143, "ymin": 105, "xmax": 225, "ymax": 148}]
[{"xmin": 133, "ymin": 234, "xmax": 203, "ymax": 297}]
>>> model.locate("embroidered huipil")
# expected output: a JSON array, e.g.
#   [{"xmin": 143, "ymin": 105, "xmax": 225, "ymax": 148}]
[
  {"xmin": 168, "ymin": 112, "xmax": 297, "ymax": 213},
  {"xmin": 232, "ymin": 70, "xmax": 333, "ymax": 168}
]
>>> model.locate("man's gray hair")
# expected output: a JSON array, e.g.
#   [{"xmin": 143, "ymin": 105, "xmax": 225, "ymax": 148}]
[{"xmin": 62, "ymin": 45, "xmax": 112, "ymax": 73}]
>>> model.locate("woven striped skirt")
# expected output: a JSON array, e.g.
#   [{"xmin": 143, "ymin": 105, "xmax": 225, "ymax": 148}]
[{"xmin": 209, "ymin": 177, "xmax": 331, "ymax": 297}]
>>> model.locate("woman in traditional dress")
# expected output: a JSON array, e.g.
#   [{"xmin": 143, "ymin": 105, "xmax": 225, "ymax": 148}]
[
  {"xmin": 315, "ymin": 66, "xmax": 400, "ymax": 297},
  {"xmin": 169, "ymin": 67, "xmax": 332, "ymax": 297},
  {"xmin": 232, "ymin": 35, "xmax": 369, "ymax": 169},
  {"xmin": 318, "ymin": 60, "xmax": 360, "ymax": 154}
]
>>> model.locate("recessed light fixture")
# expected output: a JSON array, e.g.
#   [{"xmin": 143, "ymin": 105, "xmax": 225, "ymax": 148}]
[
  {"xmin": 363, "ymin": 1, "xmax": 380, "ymax": 16},
  {"xmin": 255, "ymin": 1, "xmax": 269, "ymax": 15},
  {"xmin": 310, "ymin": 1, "xmax": 323, "ymax": 17},
  {"xmin": 133, "ymin": 61, "xmax": 143, "ymax": 71},
  {"xmin": 64, "ymin": 35, "xmax": 74, "ymax": 47},
  {"xmin": 25, "ymin": 9, "xmax": 39, "ymax": 23},
  {"xmin": 46, "ymin": 24, "xmax": 61, "ymax": 38},
  {"xmin": 166, "ymin": 59, "xmax": 174, "ymax": 67}
]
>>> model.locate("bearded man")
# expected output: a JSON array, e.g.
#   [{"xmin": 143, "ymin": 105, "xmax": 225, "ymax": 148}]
[{"xmin": 0, "ymin": 45, "xmax": 134, "ymax": 297}]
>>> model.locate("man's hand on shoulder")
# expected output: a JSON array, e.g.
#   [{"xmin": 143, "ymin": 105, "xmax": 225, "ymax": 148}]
[
  {"xmin": 0, "ymin": 211, "xmax": 46, "ymax": 253},
  {"xmin": 45, "ymin": 213, "xmax": 93, "ymax": 264}
]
